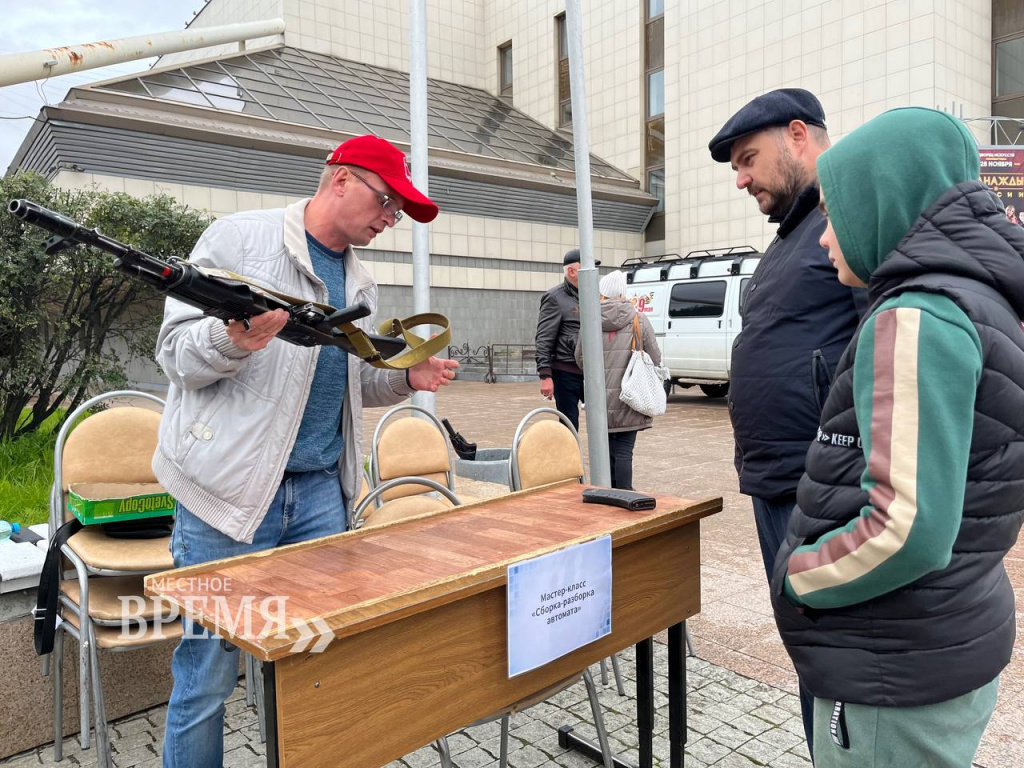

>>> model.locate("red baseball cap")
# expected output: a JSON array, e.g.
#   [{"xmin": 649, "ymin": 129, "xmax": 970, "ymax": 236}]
[{"xmin": 326, "ymin": 135, "xmax": 439, "ymax": 223}]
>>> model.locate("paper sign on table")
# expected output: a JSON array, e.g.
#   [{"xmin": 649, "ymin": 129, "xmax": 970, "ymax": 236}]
[{"xmin": 506, "ymin": 535, "xmax": 612, "ymax": 678}]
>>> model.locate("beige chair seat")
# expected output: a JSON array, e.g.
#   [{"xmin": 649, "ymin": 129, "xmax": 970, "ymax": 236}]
[
  {"xmin": 63, "ymin": 610, "xmax": 184, "ymax": 650},
  {"xmin": 66, "ymin": 527, "xmax": 174, "ymax": 572},
  {"xmin": 61, "ymin": 575, "xmax": 177, "ymax": 624},
  {"xmin": 363, "ymin": 495, "xmax": 454, "ymax": 528}
]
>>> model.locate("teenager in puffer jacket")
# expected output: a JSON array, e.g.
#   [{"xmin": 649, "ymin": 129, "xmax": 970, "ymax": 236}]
[
  {"xmin": 574, "ymin": 270, "xmax": 662, "ymax": 490},
  {"xmin": 771, "ymin": 107, "xmax": 1024, "ymax": 767}
]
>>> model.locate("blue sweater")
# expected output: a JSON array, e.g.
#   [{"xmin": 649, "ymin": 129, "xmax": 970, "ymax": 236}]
[{"xmin": 285, "ymin": 233, "xmax": 349, "ymax": 471}]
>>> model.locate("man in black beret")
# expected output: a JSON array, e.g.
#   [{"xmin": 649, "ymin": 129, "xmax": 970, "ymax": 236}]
[
  {"xmin": 709, "ymin": 89, "xmax": 863, "ymax": 756},
  {"xmin": 535, "ymin": 248, "xmax": 600, "ymax": 430}
]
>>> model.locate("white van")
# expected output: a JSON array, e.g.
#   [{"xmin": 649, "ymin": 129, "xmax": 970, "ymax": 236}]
[{"xmin": 623, "ymin": 248, "xmax": 761, "ymax": 398}]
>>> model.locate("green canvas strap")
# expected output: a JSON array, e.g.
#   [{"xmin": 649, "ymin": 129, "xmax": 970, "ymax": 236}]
[{"xmin": 196, "ymin": 267, "xmax": 450, "ymax": 369}]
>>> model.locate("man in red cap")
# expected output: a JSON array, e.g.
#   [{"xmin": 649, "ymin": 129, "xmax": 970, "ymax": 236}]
[{"xmin": 155, "ymin": 135, "xmax": 456, "ymax": 767}]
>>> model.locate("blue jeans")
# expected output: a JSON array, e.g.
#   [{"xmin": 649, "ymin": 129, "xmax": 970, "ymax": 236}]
[
  {"xmin": 751, "ymin": 493, "xmax": 814, "ymax": 759},
  {"xmin": 162, "ymin": 468, "xmax": 346, "ymax": 768}
]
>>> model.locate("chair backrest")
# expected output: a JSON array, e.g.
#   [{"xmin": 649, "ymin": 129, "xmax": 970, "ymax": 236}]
[
  {"xmin": 371, "ymin": 404, "xmax": 454, "ymax": 504},
  {"xmin": 52, "ymin": 391, "xmax": 166, "ymax": 527},
  {"xmin": 350, "ymin": 477, "xmax": 460, "ymax": 529},
  {"xmin": 509, "ymin": 408, "xmax": 585, "ymax": 491}
]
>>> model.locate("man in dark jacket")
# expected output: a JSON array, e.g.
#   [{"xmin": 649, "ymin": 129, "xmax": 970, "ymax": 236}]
[
  {"xmin": 709, "ymin": 88, "xmax": 862, "ymax": 751},
  {"xmin": 773, "ymin": 107, "xmax": 1024, "ymax": 767},
  {"xmin": 535, "ymin": 248, "xmax": 599, "ymax": 431}
]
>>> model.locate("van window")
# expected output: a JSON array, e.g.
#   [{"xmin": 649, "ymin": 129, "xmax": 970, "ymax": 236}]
[
  {"xmin": 669, "ymin": 280, "xmax": 726, "ymax": 318},
  {"xmin": 739, "ymin": 278, "xmax": 751, "ymax": 312}
]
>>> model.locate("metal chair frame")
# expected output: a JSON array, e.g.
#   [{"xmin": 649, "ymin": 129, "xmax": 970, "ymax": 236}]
[
  {"xmin": 44, "ymin": 390, "xmax": 175, "ymax": 766},
  {"xmin": 370, "ymin": 404, "xmax": 456, "ymax": 508},
  {"xmin": 508, "ymin": 407, "xmax": 585, "ymax": 491}
]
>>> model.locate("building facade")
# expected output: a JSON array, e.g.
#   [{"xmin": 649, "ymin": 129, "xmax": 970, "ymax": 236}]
[{"xmin": 9, "ymin": 0, "xmax": 1015, "ymax": 385}]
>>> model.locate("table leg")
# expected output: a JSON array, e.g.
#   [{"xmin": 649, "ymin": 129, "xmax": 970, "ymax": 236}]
[
  {"xmin": 264, "ymin": 660, "xmax": 279, "ymax": 768},
  {"xmin": 668, "ymin": 622, "xmax": 687, "ymax": 767},
  {"xmin": 636, "ymin": 637, "xmax": 654, "ymax": 768}
]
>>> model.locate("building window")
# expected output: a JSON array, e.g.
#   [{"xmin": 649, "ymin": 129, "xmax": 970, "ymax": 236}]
[
  {"xmin": 556, "ymin": 13, "xmax": 571, "ymax": 127},
  {"xmin": 499, "ymin": 41, "xmax": 513, "ymax": 101},
  {"xmin": 645, "ymin": 0, "xmax": 665, "ymax": 215},
  {"xmin": 996, "ymin": 35, "xmax": 1024, "ymax": 98}
]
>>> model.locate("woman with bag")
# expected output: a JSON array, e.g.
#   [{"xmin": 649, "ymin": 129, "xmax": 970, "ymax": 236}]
[{"xmin": 574, "ymin": 270, "xmax": 664, "ymax": 490}]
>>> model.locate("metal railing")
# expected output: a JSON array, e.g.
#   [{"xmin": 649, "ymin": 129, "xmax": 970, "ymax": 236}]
[{"xmin": 446, "ymin": 343, "xmax": 537, "ymax": 383}]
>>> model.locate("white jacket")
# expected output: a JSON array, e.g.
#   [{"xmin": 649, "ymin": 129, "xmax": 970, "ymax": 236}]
[{"xmin": 152, "ymin": 199, "xmax": 411, "ymax": 542}]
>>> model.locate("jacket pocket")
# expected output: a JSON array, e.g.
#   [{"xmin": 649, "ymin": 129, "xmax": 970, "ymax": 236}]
[{"xmin": 811, "ymin": 349, "xmax": 833, "ymax": 415}]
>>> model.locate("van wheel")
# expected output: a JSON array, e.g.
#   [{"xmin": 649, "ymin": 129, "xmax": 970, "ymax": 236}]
[
  {"xmin": 664, "ymin": 379, "xmax": 673, "ymax": 396},
  {"xmin": 700, "ymin": 383, "xmax": 729, "ymax": 399}
]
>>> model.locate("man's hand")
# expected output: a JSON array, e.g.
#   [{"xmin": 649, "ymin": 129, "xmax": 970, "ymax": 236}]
[
  {"xmin": 408, "ymin": 356, "xmax": 459, "ymax": 392},
  {"xmin": 225, "ymin": 309, "xmax": 289, "ymax": 351},
  {"xmin": 540, "ymin": 377, "xmax": 554, "ymax": 399}
]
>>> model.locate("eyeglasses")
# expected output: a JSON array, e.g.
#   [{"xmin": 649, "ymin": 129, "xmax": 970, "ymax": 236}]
[{"xmin": 348, "ymin": 168, "xmax": 404, "ymax": 223}]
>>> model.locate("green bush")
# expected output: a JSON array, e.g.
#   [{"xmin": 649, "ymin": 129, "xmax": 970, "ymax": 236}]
[{"xmin": 0, "ymin": 172, "xmax": 212, "ymax": 441}]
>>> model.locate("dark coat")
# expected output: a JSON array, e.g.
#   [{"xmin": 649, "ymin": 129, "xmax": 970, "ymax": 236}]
[
  {"xmin": 729, "ymin": 185, "xmax": 862, "ymax": 499},
  {"xmin": 535, "ymin": 280, "xmax": 583, "ymax": 377}
]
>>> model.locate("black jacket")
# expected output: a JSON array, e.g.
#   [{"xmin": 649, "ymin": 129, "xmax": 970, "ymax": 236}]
[
  {"xmin": 535, "ymin": 280, "xmax": 583, "ymax": 377},
  {"xmin": 729, "ymin": 185, "xmax": 861, "ymax": 498},
  {"xmin": 772, "ymin": 181, "xmax": 1024, "ymax": 707}
]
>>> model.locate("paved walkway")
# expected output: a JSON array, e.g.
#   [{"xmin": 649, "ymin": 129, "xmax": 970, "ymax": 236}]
[
  {"xmin": 3, "ymin": 653, "xmax": 812, "ymax": 768},
  {"xmin": 4, "ymin": 381, "xmax": 1020, "ymax": 766}
]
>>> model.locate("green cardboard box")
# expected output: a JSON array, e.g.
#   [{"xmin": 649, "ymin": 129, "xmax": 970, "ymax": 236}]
[{"xmin": 67, "ymin": 482, "xmax": 175, "ymax": 525}]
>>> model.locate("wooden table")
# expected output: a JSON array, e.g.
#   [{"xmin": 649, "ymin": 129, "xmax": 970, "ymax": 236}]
[{"xmin": 146, "ymin": 481, "xmax": 721, "ymax": 768}]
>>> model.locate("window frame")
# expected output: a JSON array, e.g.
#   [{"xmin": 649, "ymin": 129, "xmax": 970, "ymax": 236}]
[
  {"xmin": 498, "ymin": 40, "xmax": 513, "ymax": 101},
  {"xmin": 994, "ymin": 32, "xmax": 1024, "ymax": 101},
  {"xmin": 556, "ymin": 13, "xmax": 571, "ymax": 128},
  {"xmin": 668, "ymin": 280, "xmax": 728, "ymax": 319}
]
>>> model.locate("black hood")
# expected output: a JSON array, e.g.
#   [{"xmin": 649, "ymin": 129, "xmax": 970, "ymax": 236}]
[{"xmin": 870, "ymin": 181, "xmax": 1024, "ymax": 319}]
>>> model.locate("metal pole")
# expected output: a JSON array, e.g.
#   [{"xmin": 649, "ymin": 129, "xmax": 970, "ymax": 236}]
[
  {"xmin": 565, "ymin": 0, "xmax": 611, "ymax": 487},
  {"xmin": 409, "ymin": 0, "xmax": 434, "ymax": 413},
  {"xmin": 0, "ymin": 19, "xmax": 286, "ymax": 88}
]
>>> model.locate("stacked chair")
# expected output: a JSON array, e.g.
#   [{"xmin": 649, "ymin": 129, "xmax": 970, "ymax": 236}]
[{"xmin": 45, "ymin": 390, "xmax": 181, "ymax": 766}]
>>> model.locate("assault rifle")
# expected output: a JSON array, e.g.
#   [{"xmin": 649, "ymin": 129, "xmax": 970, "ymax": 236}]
[{"xmin": 8, "ymin": 199, "xmax": 450, "ymax": 368}]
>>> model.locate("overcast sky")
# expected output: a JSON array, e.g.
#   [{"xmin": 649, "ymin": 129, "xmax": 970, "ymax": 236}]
[{"xmin": 0, "ymin": 1, "xmax": 207, "ymax": 172}]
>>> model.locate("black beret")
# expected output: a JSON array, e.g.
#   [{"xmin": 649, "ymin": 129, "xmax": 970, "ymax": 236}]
[
  {"xmin": 709, "ymin": 88, "xmax": 827, "ymax": 163},
  {"xmin": 563, "ymin": 248, "xmax": 600, "ymax": 266}
]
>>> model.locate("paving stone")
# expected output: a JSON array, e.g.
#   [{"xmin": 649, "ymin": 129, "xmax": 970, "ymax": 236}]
[
  {"xmin": 452, "ymin": 746, "xmax": 499, "ymax": 768},
  {"xmin": 222, "ymin": 745, "xmax": 263, "ymax": 767},
  {"xmin": 506, "ymin": 745, "xmax": 549, "ymax": 768},
  {"xmin": 445, "ymin": 731, "xmax": 478, "ymax": 755},
  {"xmin": 111, "ymin": 730, "xmax": 157, "ymax": 754},
  {"xmin": 707, "ymin": 722, "xmax": 754, "ymax": 750},
  {"xmin": 769, "ymin": 752, "xmax": 814, "ymax": 768},
  {"xmin": 735, "ymin": 732, "xmax": 788, "ymax": 765},
  {"xmin": 759, "ymin": 726, "xmax": 803, "ymax": 753},
  {"xmin": 750, "ymin": 703, "xmax": 791, "ymax": 726},
  {"xmin": 685, "ymin": 737, "xmax": 732, "ymax": 765},
  {"xmin": 111, "ymin": 743, "xmax": 159, "ymax": 767},
  {"xmin": 729, "ymin": 713, "xmax": 773, "ymax": 738},
  {"xmin": 713, "ymin": 753, "xmax": 763, "ymax": 767}
]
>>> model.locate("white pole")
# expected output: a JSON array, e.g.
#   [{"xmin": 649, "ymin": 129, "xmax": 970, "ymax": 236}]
[
  {"xmin": 565, "ymin": 0, "xmax": 611, "ymax": 487},
  {"xmin": 409, "ymin": 0, "xmax": 434, "ymax": 413},
  {"xmin": 0, "ymin": 20, "xmax": 286, "ymax": 88}
]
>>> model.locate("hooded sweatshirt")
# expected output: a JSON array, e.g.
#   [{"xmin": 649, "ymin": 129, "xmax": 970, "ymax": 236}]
[
  {"xmin": 782, "ymin": 108, "xmax": 986, "ymax": 608},
  {"xmin": 771, "ymin": 107, "xmax": 1024, "ymax": 706}
]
